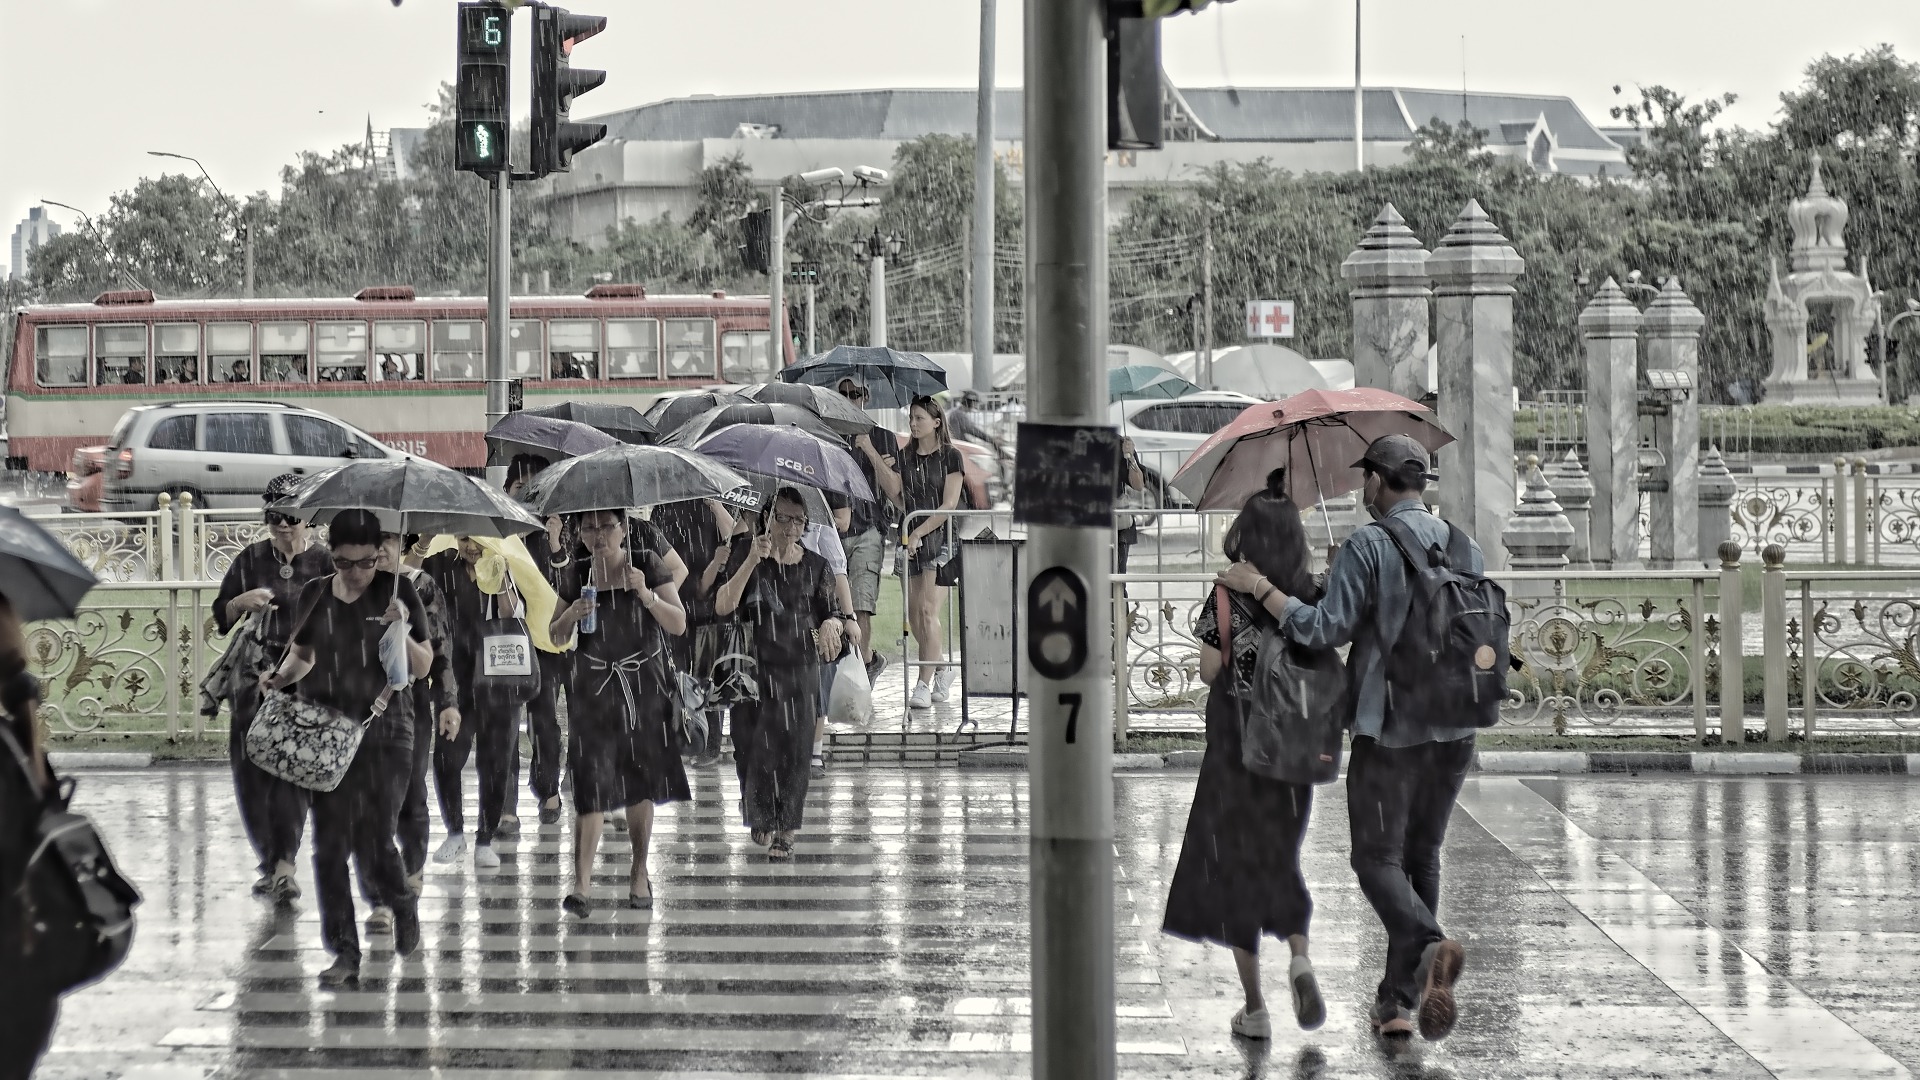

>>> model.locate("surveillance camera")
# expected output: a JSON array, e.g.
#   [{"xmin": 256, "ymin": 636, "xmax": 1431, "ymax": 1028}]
[
  {"xmin": 798, "ymin": 167, "xmax": 845, "ymax": 185},
  {"xmin": 852, "ymin": 166, "xmax": 891, "ymax": 186},
  {"xmin": 1627, "ymin": 269, "xmax": 1643, "ymax": 283}
]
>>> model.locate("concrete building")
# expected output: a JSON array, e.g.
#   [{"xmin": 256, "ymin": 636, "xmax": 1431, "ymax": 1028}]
[
  {"xmin": 9, "ymin": 206, "xmax": 60, "ymax": 281},
  {"xmin": 531, "ymin": 85, "xmax": 1631, "ymax": 247}
]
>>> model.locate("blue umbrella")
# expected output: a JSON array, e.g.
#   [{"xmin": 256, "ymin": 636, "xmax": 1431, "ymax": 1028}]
[
  {"xmin": 0, "ymin": 506, "xmax": 101, "ymax": 621},
  {"xmin": 780, "ymin": 345, "xmax": 948, "ymax": 410},
  {"xmin": 693, "ymin": 424, "xmax": 873, "ymax": 503},
  {"xmin": 1110, "ymin": 365, "xmax": 1200, "ymax": 402}
]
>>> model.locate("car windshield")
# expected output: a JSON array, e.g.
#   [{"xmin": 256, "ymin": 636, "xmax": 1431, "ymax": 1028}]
[{"xmin": 107, "ymin": 411, "xmax": 139, "ymax": 450}]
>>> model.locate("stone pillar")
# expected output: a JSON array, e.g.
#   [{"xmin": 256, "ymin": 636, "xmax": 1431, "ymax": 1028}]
[
  {"xmin": 1547, "ymin": 449, "xmax": 1594, "ymax": 570},
  {"xmin": 1502, "ymin": 455, "xmax": 1575, "ymax": 575},
  {"xmin": 1579, "ymin": 277, "xmax": 1643, "ymax": 569},
  {"xmin": 1341, "ymin": 202, "xmax": 1432, "ymax": 400},
  {"xmin": 1697, "ymin": 445, "xmax": 1737, "ymax": 564},
  {"xmin": 1643, "ymin": 277, "xmax": 1705, "ymax": 568},
  {"xmin": 1428, "ymin": 199, "xmax": 1526, "ymax": 569}
]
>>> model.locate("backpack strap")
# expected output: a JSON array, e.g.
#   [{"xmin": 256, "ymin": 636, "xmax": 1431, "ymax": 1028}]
[
  {"xmin": 1370, "ymin": 514, "xmax": 1435, "ymax": 572},
  {"xmin": 1443, "ymin": 522, "xmax": 1475, "ymax": 572}
]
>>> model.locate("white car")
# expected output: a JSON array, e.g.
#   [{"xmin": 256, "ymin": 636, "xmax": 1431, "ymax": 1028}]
[{"xmin": 1111, "ymin": 391, "xmax": 1259, "ymax": 506}]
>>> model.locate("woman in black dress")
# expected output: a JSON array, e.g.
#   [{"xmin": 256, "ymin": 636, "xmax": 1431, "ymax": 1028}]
[
  {"xmin": 1162, "ymin": 470, "xmax": 1326, "ymax": 1040},
  {"xmin": 549, "ymin": 509, "xmax": 689, "ymax": 917},
  {"xmin": 259, "ymin": 510, "xmax": 432, "ymax": 987},
  {"xmin": 897, "ymin": 395, "xmax": 964, "ymax": 710},
  {"xmin": 714, "ymin": 487, "xmax": 846, "ymax": 861},
  {"xmin": 212, "ymin": 472, "xmax": 332, "ymax": 901}
]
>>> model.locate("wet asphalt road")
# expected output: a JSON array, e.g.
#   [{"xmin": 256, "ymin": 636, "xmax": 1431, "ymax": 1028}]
[{"xmin": 27, "ymin": 766, "xmax": 1920, "ymax": 1079}]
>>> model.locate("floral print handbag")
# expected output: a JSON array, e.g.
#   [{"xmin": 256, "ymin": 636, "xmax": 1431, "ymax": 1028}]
[{"xmin": 244, "ymin": 690, "xmax": 385, "ymax": 793}]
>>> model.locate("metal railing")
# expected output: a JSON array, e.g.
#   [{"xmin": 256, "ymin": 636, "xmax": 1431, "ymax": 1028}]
[
  {"xmin": 29, "ymin": 580, "xmax": 226, "ymax": 741},
  {"xmin": 23, "ymin": 494, "xmax": 306, "ymax": 582}
]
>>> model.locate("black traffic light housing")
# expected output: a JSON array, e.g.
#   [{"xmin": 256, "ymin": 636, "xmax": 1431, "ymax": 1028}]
[
  {"xmin": 455, "ymin": 2, "xmax": 512, "ymax": 173},
  {"xmin": 739, "ymin": 208, "xmax": 773, "ymax": 275},
  {"xmin": 1105, "ymin": 1, "xmax": 1164, "ymax": 151},
  {"xmin": 531, "ymin": 5, "xmax": 609, "ymax": 178}
]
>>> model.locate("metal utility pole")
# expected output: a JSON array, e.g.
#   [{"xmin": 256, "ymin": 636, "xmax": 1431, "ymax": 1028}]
[
  {"xmin": 806, "ymin": 280, "xmax": 817, "ymax": 356},
  {"xmin": 869, "ymin": 246, "xmax": 888, "ymax": 348},
  {"xmin": 1354, "ymin": 0, "xmax": 1364, "ymax": 171},
  {"xmin": 243, "ymin": 223, "xmax": 254, "ymax": 299},
  {"xmin": 484, "ymin": 174, "xmax": 512, "ymax": 487},
  {"xmin": 1201, "ymin": 222, "xmax": 1214, "ymax": 389},
  {"xmin": 770, "ymin": 185, "xmax": 786, "ymax": 372},
  {"xmin": 972, "ymin": 0, "xmax": 997, "ymax": 396},
  {"xmin": 1023, "ymin": 0, "xmax": 1113, "ymax": 1074}
]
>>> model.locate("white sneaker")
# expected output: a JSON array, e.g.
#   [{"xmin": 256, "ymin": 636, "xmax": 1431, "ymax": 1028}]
[
  {"xmin": 433, "ymin": 834, "xmax": 469, "ymax": 864},
  {"xmin": 365, "ymin": 905, "xmax": 394, "ymax": 935},
  {"xmin": 474, "ymin": 843, "xmax": 501, "ymax": 870},
  {"xmin": 908, "ymin": 682, "xmax": 932, "ymax": 710},
  {"xmin": 1230, "ymin": 1005, "xmax": 1271, "ymax": 1040},
  {"xmin": 931, "ymin": 668, "xmax": 958, "ymax": 703}
]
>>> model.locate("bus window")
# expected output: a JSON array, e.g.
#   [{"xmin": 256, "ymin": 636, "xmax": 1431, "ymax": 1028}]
[
  {"xmin": 663, "ymin": 318, "xmax": 716, "ymax": 378},
  {"xmin": 95, "ymin": 325, "xmax": 150, "ymax": 386},
  {"xmin": 374, "ymin": 320, "xmax": 426, "ymax": 381},
  {"xmin": 154, "ymin": 324, "xmax": 200, "ymax": 384},
  {"xmin": 607, "ymin": 319, "xmax": 659, "ymax": 378},
  {"xmin": 431, "ymin": 320, "xmax": 482, "ymax": 381},
  {"xmin": 209, "ymin": 322, "xmax": 253, "ymax": 384},
  {"xmin": 317, "ymin": 322, "xmax": 370, "ymax": 383},
  {"xmin": 720, "ymin": 331, "xmax": 773, "ymax": 384},
  {"xmin": 549, "ymin": 319, "xmax": 600, "ymax": 380},
  {"xmin": 509, "ymin": 320, "xmax": 543, "ymax": 378},
  {"xmin": 33, "ymin": 325, "xmax": 87, "ymax": 387},
  {"xmin": 259, "ymin": 322, "xmax": 311, "ymax": 383}
]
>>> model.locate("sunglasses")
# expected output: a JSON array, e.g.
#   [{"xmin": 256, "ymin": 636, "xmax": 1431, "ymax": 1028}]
[
  {"xmin": 330, "ymin": 555, "xmax": 379, "ymax": 571},
  {"xmin": 265, "ymin": 512, "xmax": 300, "ymax": 527}
]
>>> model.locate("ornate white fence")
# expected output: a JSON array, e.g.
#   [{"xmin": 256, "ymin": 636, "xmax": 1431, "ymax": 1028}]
[{"xmin": 24, "ymin": 494, "xmax": 281, "ymax": 583}]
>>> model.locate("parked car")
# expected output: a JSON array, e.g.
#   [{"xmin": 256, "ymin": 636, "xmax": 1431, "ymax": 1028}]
[
  {"xmin": 100, "ymin": 401, "xmax": 414, "ymax": 512},
  {"xmin": 1111, "ymin": 391, "xmax": 1259, "ymax": 506},
  {"xmin": 66, "ymin": 446, "xmax": 107, "ymax": 513}
]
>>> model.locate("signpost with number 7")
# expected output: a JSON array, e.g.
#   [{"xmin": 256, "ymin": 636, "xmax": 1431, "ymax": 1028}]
[{"xmin": 1245, "ymin": 298, "xmax": 1296, "ymax": 339}]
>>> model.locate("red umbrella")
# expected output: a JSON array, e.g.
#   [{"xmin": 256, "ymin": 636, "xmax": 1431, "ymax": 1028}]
[{"xmin": 1169, "ymin": 388, "xmax": 1453, "ymax": 511}]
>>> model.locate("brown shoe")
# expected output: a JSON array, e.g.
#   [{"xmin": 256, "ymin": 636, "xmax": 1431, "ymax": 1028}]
[
  {"xmin": 1417, "ymin": 938, "xmax": 1466, "ymax": 1041},
  {"xmin": 1369, "ymin": 999, "xmax": 1414, "ymax": 1039}
]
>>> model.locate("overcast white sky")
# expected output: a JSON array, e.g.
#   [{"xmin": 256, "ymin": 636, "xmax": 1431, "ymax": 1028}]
[{"xmin": 3, "ymin": 0, "xmax": 1916, "ymax": 264}]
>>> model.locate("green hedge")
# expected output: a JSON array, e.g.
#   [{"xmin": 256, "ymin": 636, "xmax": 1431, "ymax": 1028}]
[{"xmin": 1514, "ymin": 405, "xmax": 1920, "ymax": 457}]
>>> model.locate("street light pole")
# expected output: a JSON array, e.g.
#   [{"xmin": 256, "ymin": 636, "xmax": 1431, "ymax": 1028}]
[
  {"xmin": 40, "ymin": 199, "xmax": 143, "ymax": 292},
  {"xmin": 147, "ymin": 150, "xmax": 251, "ymax": 298},
  {"xmin": 869, "ymin": 244, "xmax": 887, "ymax": 348},
  {"xmin": 770, "ymin": 185, "xmax": 786, "ymax": 373},
  {"xmin": 972, "ymin": 0, "xmax": 997, "ymax": 395}
]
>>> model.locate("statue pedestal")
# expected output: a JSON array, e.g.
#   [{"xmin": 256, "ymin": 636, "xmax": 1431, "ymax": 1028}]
[{"xmin": 1762, "ymin": 376, "xmax": 1881, "ymax": 407}]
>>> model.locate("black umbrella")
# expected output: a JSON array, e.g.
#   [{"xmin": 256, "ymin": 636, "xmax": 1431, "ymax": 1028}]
[
  {"xmin": 730, "ymin": 382, "xmax": 872, "ymax": 436},
  {"xmin": 277, "ymin": 458, "xmax": 543, "ymax": 538},
  {"xmin": 692, "ymin": 424, "xmax": 872, "ymax": 502},
  {"xmin": 485, "ymin": 413, "xmax": 621, "ymax": 465},
  {"xmin": 524, "ymin": 445, "xmax": 749, "ymax": 516},
  {"xmin": 520, "ymin": 401, "xmax": 657, "ymax": 444},
  {"xmin": 661, "ymin": 402, "xmax": 842, "ymax": 449},
  {"xmin": 780, "ymin": 345, "xmax": 948, "ymax": 410},
  {"xmin": 644, "ymin": 391, "xmax": 743, "ymax": 436},
  {"xmin": 0, "ymin": 506, "xmax": 100, "ymax": 621}
]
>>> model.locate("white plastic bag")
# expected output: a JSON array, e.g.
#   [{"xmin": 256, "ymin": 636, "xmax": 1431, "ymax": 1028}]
[
  {"xmin": 828, "ymin": 651, "xmax": 872, "ymax": 726},
  {"xmin": 377, "ymin": 618, "xmax": 412, "ymax": 691}
]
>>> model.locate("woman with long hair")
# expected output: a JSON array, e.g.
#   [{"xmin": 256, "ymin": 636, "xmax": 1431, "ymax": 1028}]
[
  {"xmin": 713, "ymin": 488, "xmax": 846, "ymax": 861},
  {"xmin": 0, "ymin": 595, "xmax": 60, "ymax": 1076},
  {"xmin": 1162, "ymin": 469, "xmax": 1327, "ymax": 1040},
  {"xmin": 549, "ymin": 510, "xmax": 689, "ymax": 917},
  {"xmin": 896, "ymin": 395, "xmax": 964, "ymax": 710},
  {"xmin": 259, "ymin": 510, "xmax": 433, "ymax": 987}
]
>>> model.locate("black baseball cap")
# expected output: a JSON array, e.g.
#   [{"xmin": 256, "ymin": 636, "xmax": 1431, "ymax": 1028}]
[{"xmin": 1353, "ymin": 434, "xmax": 1437, "ymax": 482}]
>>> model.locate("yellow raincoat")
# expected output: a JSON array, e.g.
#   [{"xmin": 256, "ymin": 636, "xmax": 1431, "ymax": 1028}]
[{"xmin": 421, "ymin": 534, "xmax": 568, "ymax": 653}]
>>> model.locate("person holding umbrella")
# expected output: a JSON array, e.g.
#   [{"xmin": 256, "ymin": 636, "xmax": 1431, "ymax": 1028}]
[
  {"xmin": 835, "ymin": 377, "xmax": 903, "ymax": 682},
  {"xmin": 650, "ymin": 498, "xmax": 735, "ymax": 767},
  {"xmin": 212, "ymin": 473, "xmax": 331, "ymax": 902},
  {"xmin": 548, "ymin": 510, "xmax": 690, "ymax": 916},
  {"xmin": 898, "ymin": 394, "xmax": 964, "ymax": 709},
  {"xmin": 713, "ymin": 487, "xmax": 846, "ymax": 860}
]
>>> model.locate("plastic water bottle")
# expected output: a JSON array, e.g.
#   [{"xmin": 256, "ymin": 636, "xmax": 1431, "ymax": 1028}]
[{"xmin": 579, "ymin": 586, "xmax": 598, "ymax": 634}]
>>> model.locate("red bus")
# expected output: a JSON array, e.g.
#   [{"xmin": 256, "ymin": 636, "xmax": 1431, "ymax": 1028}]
[{"xmin": 1, "ymin": 284, "xmax": 791, "ymax": 472}]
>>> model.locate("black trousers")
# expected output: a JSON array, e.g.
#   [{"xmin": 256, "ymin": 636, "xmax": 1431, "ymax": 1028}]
[
  {"xmin": 523, "ymin": 650, "xmax": 568, "ymax": 803},
  {"xmin": 397, "ymin": 682, "xmax": 436, "ymax": 877},
  {"xmin": 434, "ymin": 690, "xmax": 517, "ymax": 845},
  {"xmin": 311, "ymin": 703, "xmax": 416, "ymax": 967},
  {"xmin": 0, "ymin": 986, "xmax": 57, "ymax": 1080},
  {"xmin": 1346, "ymin": 733, "xmax": 1476, "ymax": 1011},
  {"xmin": 732, "ymin": 661, "xmax": 819, "ymax": 833},
  {"xmin": 229, "ymin": 676, "xmax": 310, "ymax": 875}
]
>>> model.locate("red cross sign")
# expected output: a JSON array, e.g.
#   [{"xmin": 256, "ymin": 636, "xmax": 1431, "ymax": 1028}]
[{"xmin": 1244, "ymin": 300, "xmax": 1296, "ymax": 339}]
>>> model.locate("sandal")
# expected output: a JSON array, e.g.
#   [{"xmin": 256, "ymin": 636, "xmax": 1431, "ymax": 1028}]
[
  {"xmin": 562, "ymin": 893, "xmax": 592, "ymax": 919},
  {"xmin": 750, "ymin": 829, "xmax": 770, "ymax": 847},
  {"xmin": 767, "ymin": 836, "xmax": 793, "ymax": 862}
]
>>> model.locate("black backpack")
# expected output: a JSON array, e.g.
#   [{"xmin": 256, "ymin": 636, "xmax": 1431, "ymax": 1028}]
[
  {"xmin": 1220, "ymin": 588, "xmax": 1349, "ymax": 786},
  {"xmin": 1374, "ymin": 515, "xmax": 1511, "ymax": 729}
]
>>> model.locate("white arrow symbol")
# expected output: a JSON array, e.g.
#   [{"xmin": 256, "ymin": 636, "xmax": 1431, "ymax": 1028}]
[{"xmin": 1038, "ymin": 577, "xmax": 1077, "ymax": 621}]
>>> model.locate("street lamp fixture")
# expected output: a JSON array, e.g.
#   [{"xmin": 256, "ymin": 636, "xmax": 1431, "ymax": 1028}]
[{"xmin": 852, "ymin": 229, "xmax": 905, "ymax": 263}]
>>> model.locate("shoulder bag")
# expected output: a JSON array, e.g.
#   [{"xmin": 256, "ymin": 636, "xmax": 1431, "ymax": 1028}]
[
  {"xmin": 242, "ymin": 575, "xmax": 396, "ymax": 792},
  {"xmin": 469, "ymin": 586, "xmax": 540, "ymax": 707},
  {"xmin": 1216, "ymin": 587, "xmax": 1349, "ymax": 786},
  {"xmin": 0, "ymin": 720, "xmax": 142, "ymax": 997}
]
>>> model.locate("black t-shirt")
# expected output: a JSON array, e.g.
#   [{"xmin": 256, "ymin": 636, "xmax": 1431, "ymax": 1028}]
[
  {"xmin": 213, "ymin": 540, "xmax": 334, "ymax": 646},
  {"xmin": 846, "ymin": 423, "xmax": 900, "ymax": 537},
  {"xmin": 900, "ymin": 443, "xmax": 963, "ymax": 519},
  {"xmin": 290, "ymin": 572, "xmax": 429, "ymax": 719},
  {"xmin": 651, "ymin": 501, "xmax": 722, "ymax": 592}
]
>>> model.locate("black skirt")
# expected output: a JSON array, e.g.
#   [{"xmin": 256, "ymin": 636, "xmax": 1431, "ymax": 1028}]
[{"xmin": 1161, "ymin": 679, "xmax": 1316, "ymax": 952}]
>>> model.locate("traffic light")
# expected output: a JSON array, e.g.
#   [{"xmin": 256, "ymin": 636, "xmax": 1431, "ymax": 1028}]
[
  {"xmin": 455, "ymin": 2, "xmax": 512, "ymax": 173},
  {"xmin": 739, "ymin": 208, "xmax": 773, "ymax": 274},
  {"xmin": 530, "ymin": 5, "xmax": 608, "ymax": 178},
  {"xmin": 1105, "ymin": 2, "xmax": 1163, "ymax": 151}
]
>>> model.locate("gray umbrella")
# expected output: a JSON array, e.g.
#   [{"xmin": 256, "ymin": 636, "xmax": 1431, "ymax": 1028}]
[
  {"xmin": 524, "ymin": 445, "xmax": 749, "ymax": 516},
  {"xmin": 0, "ymin": 506, "xmax": 101, "ymax": 621},
  {"xmin": 277, "ymin": 458, "xmax": 543, "ymax": 537},
  {"xmin": 661, "ymin": 402, "xmax": 843, "ymax": 448},
  {"xmin": 730, "ymin": 382, "xmax": 873, "ymax": 436},
  {"xmin": 485, "ymin": 413, "xmax": 621, "ymax": 466}
]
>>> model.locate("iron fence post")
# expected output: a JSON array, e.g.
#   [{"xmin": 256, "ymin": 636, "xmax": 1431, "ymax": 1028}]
[
  {"xmin": 1761, "ymin": 544, "xmax": 1788, "ymax": 742},
  {"xmin": 1717, "ymin": 542, "xmax": 1743, "ymax": 742}
]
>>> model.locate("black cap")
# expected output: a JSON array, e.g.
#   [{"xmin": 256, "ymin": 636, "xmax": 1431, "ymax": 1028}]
[
  {"xmin": 263, "ymin": 473, "xmax": 304, "ymax": 504},
  {"xmin": 1353, "ymin": 434, "xmax": 1436, "ymax": 482}
]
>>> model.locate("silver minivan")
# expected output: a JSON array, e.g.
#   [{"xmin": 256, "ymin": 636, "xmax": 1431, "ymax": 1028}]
[{"xmin": 101, "ymin": 401, "xmax": 409, "ymax": 511}]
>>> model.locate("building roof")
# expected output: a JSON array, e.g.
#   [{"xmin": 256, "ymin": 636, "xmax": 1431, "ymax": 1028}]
[{"xmin": 589, "ymin": 86, "xmax": 1622, "ymax": 150}]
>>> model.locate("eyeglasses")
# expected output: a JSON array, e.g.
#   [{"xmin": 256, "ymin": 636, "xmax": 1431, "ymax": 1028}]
[
  {"xmin": 839, "ymin": 387, "xmax": 869, "ymax": 401},
  {"xmin": 330, "ymin": 555, "xmax": 379, "ymax": 571},
  {"xmin": 772, "ymin": 511, "xmax": 809, "ymax": 527},
  {"xmin": 265, "ymin": 512, "xmax": 300, "ymax": 527}
]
